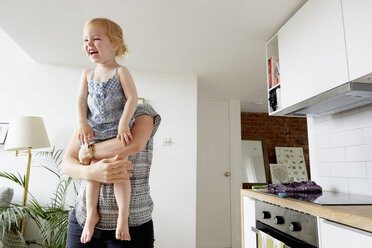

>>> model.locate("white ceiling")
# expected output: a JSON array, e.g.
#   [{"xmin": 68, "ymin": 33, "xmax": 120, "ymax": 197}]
[{"xmin": 0, "ymin": 0, "xmax": 306, "ymax": 112}]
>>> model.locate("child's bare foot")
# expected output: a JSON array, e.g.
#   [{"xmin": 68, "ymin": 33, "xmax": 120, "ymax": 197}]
[
  {"xmin": 116, "ymin": 214, "xmax": 131, "ymax": 241},
  {"xmin": 81, "ymin": 211, "xmax": 100, "ymax": 243}
]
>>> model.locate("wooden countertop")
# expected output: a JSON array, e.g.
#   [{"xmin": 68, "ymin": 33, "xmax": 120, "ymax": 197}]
[{"xmin": 242, "ymin": 189, "xmax": 372, "ymax": 233}]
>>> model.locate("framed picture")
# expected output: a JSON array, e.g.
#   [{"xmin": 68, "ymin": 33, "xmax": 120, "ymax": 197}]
[
  {"xmin": 270, "ymin": 163, "xmax": 289, "ymax": 184},
  {"xmin": 138, "ymin": 98, "xmax": 145, "ymax": 105},
  {"xmin": 0, "ymin": 123, "xmax": 9, "ymax": 145},
  {"xmin": 275, "ymin": 147, "xmax": 308, "ymax": 182}
]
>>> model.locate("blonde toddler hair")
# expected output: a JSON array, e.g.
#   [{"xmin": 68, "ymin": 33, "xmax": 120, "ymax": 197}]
[{"xmin": 85, "ymin": 18, "xmax": 128, "ymax": 57}]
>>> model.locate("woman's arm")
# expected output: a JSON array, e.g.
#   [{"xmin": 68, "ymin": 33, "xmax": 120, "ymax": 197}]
[
  {"xmin": 62, "ymin": 128, "xmax": 133, "ymax": 183},
  {"xmin": 79, "ymin": 114, "xmax": 154, "ymax": 162},
  {"xmin": 62, "ymin": 114, "xmax": 154, "ymax": 183}
]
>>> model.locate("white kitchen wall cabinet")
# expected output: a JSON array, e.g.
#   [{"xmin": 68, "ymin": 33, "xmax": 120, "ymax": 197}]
[
  {"xmin": 266, "ymin": 0, "xmax": 372, "ymax": 116},
  {"xmin": 318, "ymin": 218, "xmax": 372, "ymax": 247},
  {"xmin": 342, "ymin": 0, "xmax": 372, "ymax": 82},
  {"xmin": 241, "ymin": 196, "xmax": 256, "ymax": 248},
  {"xmin": 275, "ymin": 0, "xmax": 349, "ymax": 114}
]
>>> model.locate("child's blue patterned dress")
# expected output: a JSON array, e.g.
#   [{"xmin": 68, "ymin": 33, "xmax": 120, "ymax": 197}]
[{"xmin": 87, "ymin": 66, "xmax": 134, "ymax": 142}]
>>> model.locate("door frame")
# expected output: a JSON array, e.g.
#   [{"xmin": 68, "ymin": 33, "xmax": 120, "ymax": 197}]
[
  {"xmin": 196, "ymin": 99, "xmax": 242, "ymax": 248},
  {"xmin": 228, "ymin": 99, "xmax": 243, "ymax": 248}
]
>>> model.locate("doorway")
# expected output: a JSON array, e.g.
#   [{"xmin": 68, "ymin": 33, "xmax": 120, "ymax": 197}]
[{"xmin": 196, "ymin": 99, "xmax": 241, "ymax": 248}]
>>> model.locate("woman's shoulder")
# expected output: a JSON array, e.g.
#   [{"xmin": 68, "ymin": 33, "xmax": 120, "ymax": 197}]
[
  {"xmin": 134, "ymin": 103, "xmax": 157, "ymax": 116},
  {"xmin": 134, "ymin": 104, "xmax": 161, "ymax": 134}
]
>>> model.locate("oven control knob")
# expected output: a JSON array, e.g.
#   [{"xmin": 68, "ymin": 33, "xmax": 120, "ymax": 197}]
[
  {"xmin": 290, "ymin": 222, "xmax": 302, "ymax": 232},
  {"xmin": 261, "ymin": 211, "xmax": 271, "ymax": 219},
  {"xmin": 274, "ymin": 216, "xmax": 284, "ymax": 224}
]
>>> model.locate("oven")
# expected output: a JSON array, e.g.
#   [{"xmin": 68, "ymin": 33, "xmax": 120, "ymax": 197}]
[{"xmin": 253, "ymin": 200, "xmax": 318, "ymax": 248}]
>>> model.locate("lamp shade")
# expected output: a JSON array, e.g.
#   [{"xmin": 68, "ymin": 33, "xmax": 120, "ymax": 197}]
[{"xmin": 4, "ymin": 116, "xmax": 51, "ymax": 151}]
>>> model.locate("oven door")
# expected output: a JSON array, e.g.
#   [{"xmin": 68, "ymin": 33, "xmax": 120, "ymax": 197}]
[{"xmin": 253, "ymin": 221, "xmax": 317, "ymax": 248}]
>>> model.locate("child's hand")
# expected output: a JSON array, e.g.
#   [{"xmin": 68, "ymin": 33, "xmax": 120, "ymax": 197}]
[
  {"xmin": 117, "ymin": 125, "xmax": 133, "ymax": 146},
  {"xmin": 78, "ymin": 122, "xmax": 94, "ymax": 145}
]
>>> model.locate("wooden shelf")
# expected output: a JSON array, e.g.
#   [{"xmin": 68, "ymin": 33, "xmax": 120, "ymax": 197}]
[{"xmin": 268, "ymin": 83, "xmax": 280, "ymax": 92}]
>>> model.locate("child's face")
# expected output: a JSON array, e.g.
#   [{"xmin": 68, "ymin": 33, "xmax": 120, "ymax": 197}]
[{"xmin": 83, "ymin": 25, "xmax": 117, "ymax": 64}]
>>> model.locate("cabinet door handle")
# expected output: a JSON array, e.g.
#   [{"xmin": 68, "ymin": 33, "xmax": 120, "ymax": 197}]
[{"xmin": 224, "ymin": 172, "xmax": 230, "ymax": 177}]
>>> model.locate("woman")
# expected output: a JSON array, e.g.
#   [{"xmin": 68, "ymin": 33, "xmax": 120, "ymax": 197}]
[{"xmin": 62, "ymin": 103, "xmax": 161, "ymax": 248}]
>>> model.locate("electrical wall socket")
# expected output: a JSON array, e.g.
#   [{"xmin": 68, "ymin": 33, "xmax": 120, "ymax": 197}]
[{"xmin": 162, "ymin": 137, "xmax": 172, "ymax": 146}]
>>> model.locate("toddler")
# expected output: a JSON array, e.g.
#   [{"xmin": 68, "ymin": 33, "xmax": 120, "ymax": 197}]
[{"xmin": 76, "ymin": 17, "xmax": 138, "ymax": 243}]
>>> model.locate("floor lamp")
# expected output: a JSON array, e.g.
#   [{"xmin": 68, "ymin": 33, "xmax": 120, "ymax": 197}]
[{"xmin": 4, "ymin": 116, "xmax": 50, "ymax": 234}]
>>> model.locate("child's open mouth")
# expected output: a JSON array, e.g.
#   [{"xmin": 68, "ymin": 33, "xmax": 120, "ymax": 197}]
[{"xmin": 89, "ymin": 50, "xmax": 98, "ymax": 56}]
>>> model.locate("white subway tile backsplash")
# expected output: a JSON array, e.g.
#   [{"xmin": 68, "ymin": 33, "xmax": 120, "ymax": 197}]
[
  {"xmin": 316, "ymin": 147, "xmax": 345, "ymax": 162},
  {"xmin": 312, "ymin": 176, "xmax": 349, "ymax": 193},
  {"xmin": 366, "ymin": 162, "xmax": 372, "ymax": 178},
  {"xmin": 364, "ymin": 127, "xmax": 372, "ymax": 144},
  {"xmin": 330, "ymin": 162, "xmax": 366, "ymax": 178},
  {"xmin": 314, "ymin": 129, "xmax": 364, "ymax": 149},
  {"xmin": 361, "ymin": 109, "xmax": 372, "ymax": 128},
  {"xmin": 348, "ymin": 178, "xmax": 372, "ymax": 196},
  {"xmin": 308, "ymin": 107, "xmax": 372, "ymax": 195},
  {"xmin": 315, "ymin": 163, "xmax": 331, "ymax": 177},
  {"xmin": 314, "ymin": 135, "xmax": 330, "ymax": 148},
  {"xmin": 313, "ymin": 117, "xmax": 343, "ymax": 136},
  {"xmin": 311, "ymin": 115, "xmax": 330, "ymax": 123},
  {"xmin": 342, "ymin": 113, "xmax": 363, "ymax": 130},
  {"xmin": 328, "ymin": 129, "xmax": 364, "ymax": 147},
  {"xmin": 342, "ymin": 108, "xmax": 372, "ymax": 130},
  {"xmin": 345, "ymin": 144, "xmax": 372, "ymax": 161}
]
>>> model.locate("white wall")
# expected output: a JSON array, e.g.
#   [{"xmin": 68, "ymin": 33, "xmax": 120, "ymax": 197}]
[
  {"xmin": 307, "ymin": 104, "xmax": 372, "ymax": 196},
  {"xmin": 134, "ymin": 72, "xmax": 197, "ymax": 248},
  {"xmin": 0, "ymin": 28, "xmax": 197, "ymax": 247}
]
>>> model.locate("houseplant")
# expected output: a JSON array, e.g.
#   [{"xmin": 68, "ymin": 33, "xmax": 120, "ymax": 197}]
[{"xmin": 0, "ymin": 147, "xmax": 77, "ymax": 248}]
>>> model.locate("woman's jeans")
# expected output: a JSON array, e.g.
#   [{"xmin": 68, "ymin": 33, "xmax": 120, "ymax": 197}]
[{"xmin": 66, "ymin": 209, "xmax": 155, "ymax": 248}]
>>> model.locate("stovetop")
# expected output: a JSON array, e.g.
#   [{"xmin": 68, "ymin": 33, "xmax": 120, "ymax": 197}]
[{"xmin": 272, "ymin": 191, "xmax": 372, "ymax": 205}]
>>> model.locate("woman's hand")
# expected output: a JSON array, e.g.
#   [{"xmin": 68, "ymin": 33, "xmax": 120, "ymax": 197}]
[{"xmin": 88, "ymin": 155, "xmax": 133, "ymax": 183}]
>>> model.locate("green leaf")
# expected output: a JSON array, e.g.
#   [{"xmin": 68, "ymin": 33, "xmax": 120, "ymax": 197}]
[
  {"xmin": 0, "ymin": 171, "xmax": 23, "ymax": 186},
  {"xmin": 0, "ymin": 146, "xmax": 75, "ymax": 247},
  {"xmin": 0, "ymin": 203, "xmax": 28, "ymax": 239},
  {"xmin": 41, "ymin": 165, "xmax": 59, "ymax": 178}
]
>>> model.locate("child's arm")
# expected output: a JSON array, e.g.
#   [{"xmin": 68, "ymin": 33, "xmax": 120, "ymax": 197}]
[
  {"xmin": 62, "ymin": 127, "xmax": 133, "ymax": 183},
  {"xmin": 117, "ymin": 66, "xmax": 138, "ymax": 146},
  {"xmin": 77, "ymin": 69, "xmax": 94, "ymax": 145}
]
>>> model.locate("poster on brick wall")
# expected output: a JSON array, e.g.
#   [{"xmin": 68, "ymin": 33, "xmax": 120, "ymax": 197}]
[
  {"xmin": 270, "ymin": 163, "xmax": 289, "ymax": 184},
  {"xmin": 275, "ymin": 147, "xmax": 308, "ymax": 182}
]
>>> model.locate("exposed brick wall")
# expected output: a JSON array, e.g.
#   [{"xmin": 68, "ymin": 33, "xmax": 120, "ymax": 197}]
[{"xmin": 241, "ymin": 112, "xmax": 310, "ymax": 179}]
